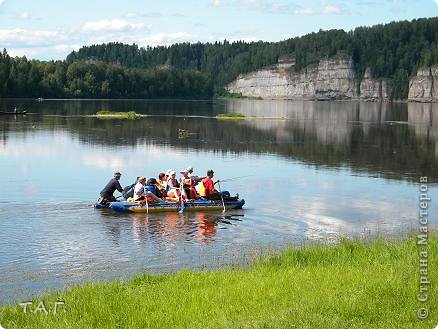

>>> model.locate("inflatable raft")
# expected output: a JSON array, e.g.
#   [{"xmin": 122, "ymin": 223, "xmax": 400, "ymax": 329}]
[{"xmin": 99, "ymin": 198, "xmax": 245, "ymax": 213}]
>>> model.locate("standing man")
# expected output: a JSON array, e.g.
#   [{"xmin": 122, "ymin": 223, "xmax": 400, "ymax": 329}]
[{"xmin": 100, "ymin": 172, "xmax": 123, "ymax": 203}]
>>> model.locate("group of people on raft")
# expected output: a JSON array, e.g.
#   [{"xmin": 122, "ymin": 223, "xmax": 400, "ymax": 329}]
[{"xmin": 99, "ymin": 167, "xmax": 236, "ymax": 205}]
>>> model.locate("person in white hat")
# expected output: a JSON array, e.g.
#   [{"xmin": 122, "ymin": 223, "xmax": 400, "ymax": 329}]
[
  {"xmin": 165, "ymin": 170, "xmax": 181, "ymax": 201},
  {"xmin": 166, "ymin": 170, "xmax": 180, "ymax": 190},
  {"xmin": 180, "ymin": 169, "xmax": 199, "ymax": 200}
]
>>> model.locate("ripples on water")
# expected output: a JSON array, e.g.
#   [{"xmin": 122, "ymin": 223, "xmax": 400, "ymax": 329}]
[{"xmin": 0, "ymin": 99, "xmax": 437, "ymax": 303}]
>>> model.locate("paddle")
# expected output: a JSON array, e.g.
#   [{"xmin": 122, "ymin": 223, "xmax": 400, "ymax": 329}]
[
  {"xmin": 179, "ymin": 178, "xmax": 185, "ymax": 214},
  {"xmin": 217, "ymin": 181, "xmax": 226, "ymax": 213}
]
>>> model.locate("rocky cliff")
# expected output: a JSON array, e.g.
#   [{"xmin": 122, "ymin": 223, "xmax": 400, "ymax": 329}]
[
  {"xmin": 359, "ymin": 68, "xmax": 390, "ymax": 101},
  {"xmin": 408, "ymin": 66, "xmax": 438, "ymax": 102},
  {"xmin": 226, "ymin": 57, "xmax": 391, "ymax": 101}
]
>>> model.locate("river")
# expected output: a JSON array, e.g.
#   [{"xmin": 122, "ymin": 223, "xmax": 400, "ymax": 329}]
[{"xmin": 0, "ymin": 98, "xmax": 437, "ymax": 303}]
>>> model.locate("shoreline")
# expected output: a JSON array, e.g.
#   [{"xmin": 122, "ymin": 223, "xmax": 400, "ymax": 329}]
[
  {"xmin": 0, "ymin": 232, "xmax": 436, "ymax": 328},
  {"xmin": 1, "ymin": 97, "xmax": 437, "ymax": 104}
]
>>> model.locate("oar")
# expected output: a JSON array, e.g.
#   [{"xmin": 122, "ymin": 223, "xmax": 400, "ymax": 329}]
[
  {"xmin": 217, "ymin": 181, "xmax": 226, "ymax": 213},
  {"xmin": 179, "ymin": 178, "xmax": 185, "ymax": 214},
  {"xmin": 145, "ymin": 197, "xmax": 149, "ymax": 214}
]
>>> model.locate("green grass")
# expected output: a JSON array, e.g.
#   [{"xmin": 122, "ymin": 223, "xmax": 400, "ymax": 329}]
[
  {"xmin": 0, "ymin": 234, "xmax": 436, "ymax": 328},
  {"xmin": 216, "ymin": 112, "xmax": 246, "ymax": 120},
  {"xmin": 95, "ymin": 110, "xmax": 141, "ymax": 119}
]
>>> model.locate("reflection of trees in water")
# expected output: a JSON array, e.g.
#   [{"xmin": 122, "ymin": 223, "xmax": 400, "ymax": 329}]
[
  {"xmin": 0, "ymin": 99, "xmax": 220, "ymax": 116},
  {"xmin": 0, "ymin": 120, "xmax": 10, "ymax": 146},
  {"xmin": 1, "ymin": 100, "xmax": 438, "ymax": 182},
  {"xmin": 224, "ymin": 100, "xmax": 438, "ymax": 181}
]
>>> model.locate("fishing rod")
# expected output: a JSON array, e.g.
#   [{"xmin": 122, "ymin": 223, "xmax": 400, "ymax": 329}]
[{"xmin": 215, "ymin": 175, "xmax": 254, "ymax": 183}]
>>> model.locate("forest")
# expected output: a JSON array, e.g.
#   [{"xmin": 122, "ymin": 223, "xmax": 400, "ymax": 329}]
[{"xmin": 0, "ymin": 17, "xmax": 436, "ymax": 99}]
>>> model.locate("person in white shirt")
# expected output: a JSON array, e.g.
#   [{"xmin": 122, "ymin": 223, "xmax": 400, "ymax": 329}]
[{"xmin": 134, "ymin": 176, "xmax": 146, "ymax": 201}]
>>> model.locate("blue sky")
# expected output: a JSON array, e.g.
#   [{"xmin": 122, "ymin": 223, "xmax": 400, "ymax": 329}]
[{"xmin": 0, "ymin": 0, "xmax": 437, "ymax": 60}]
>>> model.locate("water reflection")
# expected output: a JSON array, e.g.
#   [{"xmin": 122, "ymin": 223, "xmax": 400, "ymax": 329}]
[
  {"xmin": 129, "ymin": 212, "xmax": 243, "ymax": 246},
  {"xmin": 225, "ymin": 100, "xmax": 438, "ymax": 182},
  {"xmin": 1, "ymin": 99, "xmax": 436, "ymax": 182}
]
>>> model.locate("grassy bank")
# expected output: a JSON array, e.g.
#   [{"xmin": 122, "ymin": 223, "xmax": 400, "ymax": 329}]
[
  {"xmin": 216, "ymin": 112, "xmax": 246, "ymax": 120},
  {"xmin": 0, "ymin": 234, "xmax": 436, "ymax": 328},
  {"xmin": 95, "ymin": 110, "xmax": 141, "ymax": 119}
]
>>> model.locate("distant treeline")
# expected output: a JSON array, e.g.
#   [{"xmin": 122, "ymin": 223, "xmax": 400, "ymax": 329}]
[
  {"xmin": 0, "ymin": 17, "xmax": 437, "ymax": 99},
  {"xmin": 0, "ymin": 51, "xmax": 213, "ymax": 99}
]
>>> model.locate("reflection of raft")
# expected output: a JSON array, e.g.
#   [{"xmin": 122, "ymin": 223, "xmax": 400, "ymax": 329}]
[{"xmin": 109, "ymin": 198, "xmax": 245, "ymax": 213}]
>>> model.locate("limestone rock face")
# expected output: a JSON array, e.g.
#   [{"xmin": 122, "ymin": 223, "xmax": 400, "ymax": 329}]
[
  {"xmin": 359, "ymin": 68, "xmax": 390, "ymax": 101},
  {"xmin": 314, "ymin": 58, "xmax": 357, "ymax": 100},
  {"xmin": 408, "ymin": 65, "xmax": 438, "ymax": 102},
  {"xmin": 226, "ymin": 57, "xmax": 390, "ymax": 101}
]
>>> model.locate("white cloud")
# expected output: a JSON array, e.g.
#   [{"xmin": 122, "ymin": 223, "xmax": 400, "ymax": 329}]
[
  {"xmin": 212, "ymin": 0, "xmax": 226, "ymax": 6},
  {"xmin": 322, "ymin": 4, "xmax": 343, "ymax": 14},
  {"xmin": 236, "ymin": 0, "xmax": 290, "ymax": 13},
  {"xmin": 140, "ymin": 32, "xmax": 192, "ymax": 46},
  {"xmin": 434, "ymin": 0, "xmax": 438, "ymax": 4},
  {"xmin": 7, "ymin": 48, "xmax": 40, "ymax": 58},
  {"xmin": 82, "ymin": 154, "xmax": 125, "ymax": 170},
  {"xmin": 239, "ymin": 0, "xmax": 262, "ymax": 8},
  {"xmin": 0, "ymin": 0, "xmax": 5, "ymax": 6},
  {"xmin": 269, "ymin": 2, "xmax": 289, "ymax": 13},
  {"xmin": 0, "ymin": 28, "xmax": 66, "ymax": 46},
  {"xmin": 7, "ymin": 43, "xmax": 81, "ymax": 59},
  {"xmin": 82, "ymin": 19, "xmax": 150, "ymax": 33},
  {"xmin": 212, "ymin": 0, "xmax": 299, "ymax": 14},
  {"xmin": 294, "ymin": 6, "xmax": 315, "ymax": 15},
  {"xmin": 18, "ymin": 12, "xmax": 31, "ymax": 20}
]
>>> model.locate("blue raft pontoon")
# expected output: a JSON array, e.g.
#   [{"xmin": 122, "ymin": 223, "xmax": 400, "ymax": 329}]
[{"xmin": 96, "ymin": 198, "xmax": 245, "ymax": 213}]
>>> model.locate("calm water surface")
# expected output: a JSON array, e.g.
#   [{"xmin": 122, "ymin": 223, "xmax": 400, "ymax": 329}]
[{"xmin": 0, "ymin": 99, "xmax": 437, "ymax": 303}]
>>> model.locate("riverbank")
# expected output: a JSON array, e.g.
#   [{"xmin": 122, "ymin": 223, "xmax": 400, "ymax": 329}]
[{"xmin": 0, "ymin": 233, "xmax": 436, "ymax": 329}]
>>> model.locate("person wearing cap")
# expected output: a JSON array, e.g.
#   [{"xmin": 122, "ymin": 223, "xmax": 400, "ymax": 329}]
[
  {"xmin": 199, "ymin": 169, "xmax": 221, "ymax": 199},
  {"xmin": 199, "ymin": 169, "xmax": 232, "ymax": 200},
  {"xmin": 99, "ymin": 172, "xmax": 123, "ymax": 202},
  {"xmin": 186, "ymin": 166, "xmax": 204, "ymax": 186}
]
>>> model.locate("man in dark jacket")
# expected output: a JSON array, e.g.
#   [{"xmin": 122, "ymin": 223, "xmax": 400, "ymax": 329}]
[{"xmin": 100, "ymin": 172, "xmax": 123, "ymax": 202}]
